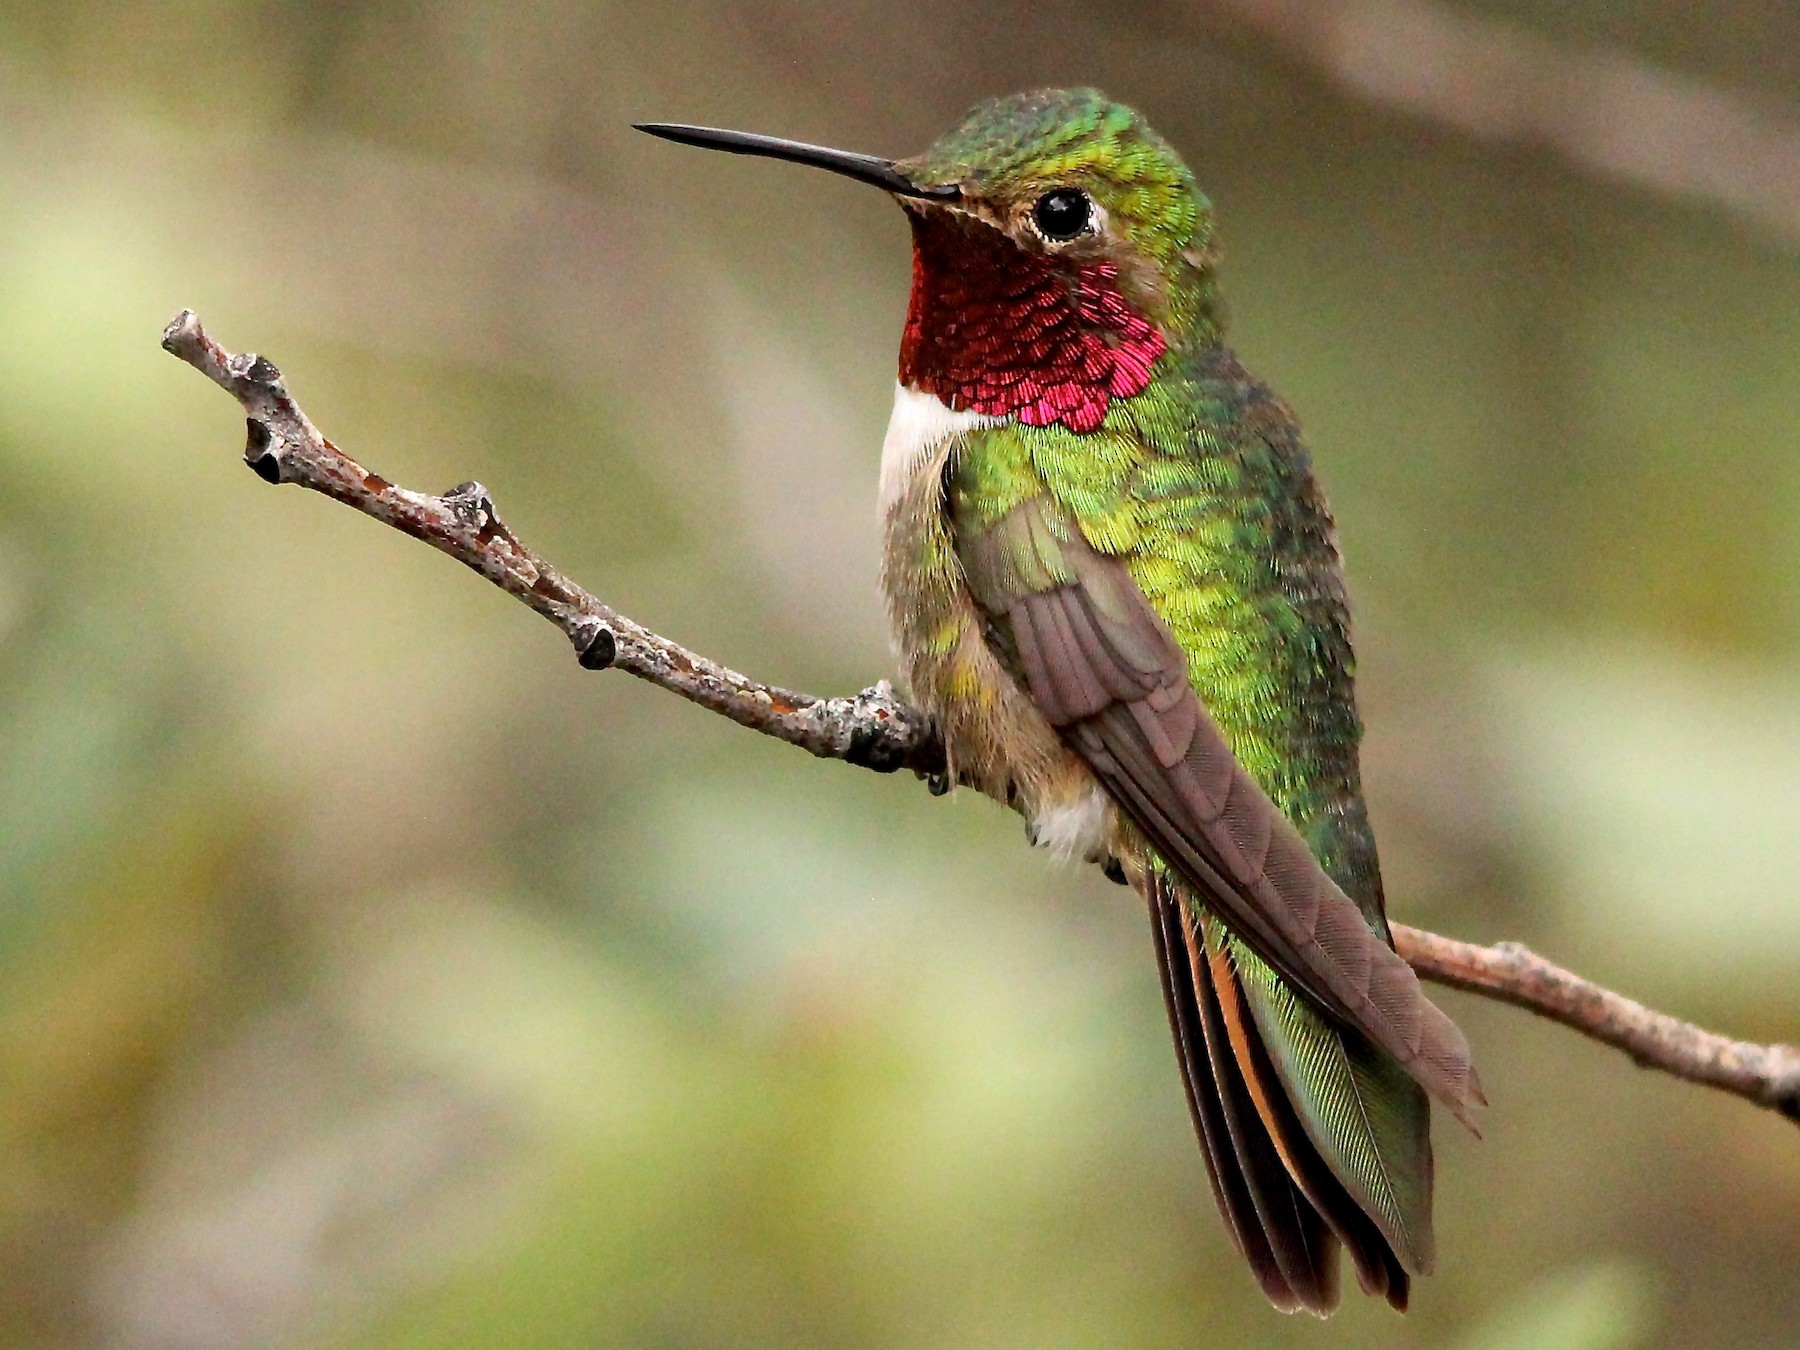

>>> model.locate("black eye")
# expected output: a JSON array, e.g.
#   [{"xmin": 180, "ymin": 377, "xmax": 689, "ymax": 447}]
[{"xmin": 1032, "ymin": 188, "xmax": 1092, "ymax": 242}]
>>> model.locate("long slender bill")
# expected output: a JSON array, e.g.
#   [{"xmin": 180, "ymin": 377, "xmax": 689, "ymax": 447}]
[{"xmin": 633, "ymin": 123, "xmax": 958, "ymax": 200}]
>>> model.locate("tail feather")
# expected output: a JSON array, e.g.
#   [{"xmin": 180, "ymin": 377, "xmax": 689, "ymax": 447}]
[
  {"xmin": 1206, "ymin": 933, "xmax": 1410, "ymax": 1307},
  {"xmin": 1145, "ymin": 872, "xmax": 1415, "ymax": 1314},
  {"xmin": 1183, "ymin": 907, "xmax": 1341, "ymax": 1313},
  {"xmin": 1150, "ymin": 877, "xmax": 1302, "ymax": 1311}
]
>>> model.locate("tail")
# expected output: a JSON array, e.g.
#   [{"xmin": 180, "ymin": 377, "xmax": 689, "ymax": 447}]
[{"xmin": 1145, "ymin": 870, "xmax": 1429, "ymax": 1314}]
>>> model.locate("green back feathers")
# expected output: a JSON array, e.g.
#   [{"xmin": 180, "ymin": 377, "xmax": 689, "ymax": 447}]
[
  {"xmin": 951, "ymin": 352, "xmax": 1368, "ymax": 863},
  {"xmin": 948, "ymin": 344, "xmax": 1438, "ymax": 1275}
]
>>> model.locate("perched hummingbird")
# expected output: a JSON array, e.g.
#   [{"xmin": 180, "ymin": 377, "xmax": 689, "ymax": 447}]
[{"xmin": 639, "ymin": 88, "xmax": 1483, "ymax": 1314}]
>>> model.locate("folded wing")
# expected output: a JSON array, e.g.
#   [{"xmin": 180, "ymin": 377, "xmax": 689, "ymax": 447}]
[{"xmin": 960, "ymin": 500, "xmax": 1484, "ymax": 1129}]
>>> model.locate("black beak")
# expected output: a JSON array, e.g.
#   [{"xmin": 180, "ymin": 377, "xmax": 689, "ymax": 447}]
[{"xmin": 634, "ymin": 123, "xmax": 959, "ymax": 201}]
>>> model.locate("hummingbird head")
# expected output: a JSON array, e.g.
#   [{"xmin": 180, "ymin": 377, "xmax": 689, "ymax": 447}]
[{"xmin": 638, "ymin": 88, "xmax": 1219, "ymax": 433}]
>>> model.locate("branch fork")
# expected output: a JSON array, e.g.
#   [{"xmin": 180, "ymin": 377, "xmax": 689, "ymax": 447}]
[{"xmin": 163, "ymin": 309, "xmax": 1800, "ymax": 1126}]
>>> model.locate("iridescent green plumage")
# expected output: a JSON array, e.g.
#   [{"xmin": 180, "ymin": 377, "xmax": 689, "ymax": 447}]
[
  {"xmin": 907, "ymin": 90, "xmax": 1456, "ymax": 1311},
  {"xmin": 901, "ymin": 89, "xmax": 1224, "ymax": 359},
  {"xmin": 949, "ymin": 345, "xmax": 1436, "ymax": 1286},
  {"xmin": 639, "ymin": 86, "xmax": 1480, "ymax": 1316}
]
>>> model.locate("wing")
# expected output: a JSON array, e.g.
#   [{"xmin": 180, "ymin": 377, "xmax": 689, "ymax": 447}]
[{"xmin": 958, "ymin": 496, "xmax": 1484, "ymax": 1129}]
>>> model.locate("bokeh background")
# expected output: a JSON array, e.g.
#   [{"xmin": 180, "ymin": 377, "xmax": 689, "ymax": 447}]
[{"xmin": 1, "ymin": 2, "xmax": 1797, "ymax": 1347}]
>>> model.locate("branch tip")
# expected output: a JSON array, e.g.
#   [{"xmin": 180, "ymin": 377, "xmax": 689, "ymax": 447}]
[{"xmin": 160, "ymin": 308, "xmax": 201, "ymax": 355}]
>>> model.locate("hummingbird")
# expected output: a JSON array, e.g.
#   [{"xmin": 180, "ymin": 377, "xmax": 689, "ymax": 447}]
[{"xmin": 638, "ymin": 88, "xmax": 1483, "ymax": 1315}]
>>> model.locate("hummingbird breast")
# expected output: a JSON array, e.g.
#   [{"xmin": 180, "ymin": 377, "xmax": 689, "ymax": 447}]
[{"xmin": 878, "ymin": 383, "xmax": 1113, "ymax": 860}]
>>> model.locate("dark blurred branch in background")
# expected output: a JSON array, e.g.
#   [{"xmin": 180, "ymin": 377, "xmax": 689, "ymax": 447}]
[
  {"xmin": 1205, "ymin": 0, "xmax": 1800, "ymax": 245},
  {"xmin": 162, "ymin": 309, "xmax": 1800, "ymax": 1127}
]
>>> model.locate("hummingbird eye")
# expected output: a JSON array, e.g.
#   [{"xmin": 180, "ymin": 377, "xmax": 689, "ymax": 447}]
[{"xmin": 1031, "ymin": 188, "xmax": 1093, "ymax": 243}]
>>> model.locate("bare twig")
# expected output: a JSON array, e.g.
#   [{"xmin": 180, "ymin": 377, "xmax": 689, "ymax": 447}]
[
  {"xmin": 159, "ymin": 310, "xmax": 939, "ymax": 779},
  {"xmin": 164, "ymin": 309, "xmax": 1800, "ymax": 1125},
  {"xmin": 1394, "ymin": 925, "xmax": 1800, "ymax": 1122},
  {"xmin": 1206, "ymin": 0, "xmax": 1800, "ymax": 246}
]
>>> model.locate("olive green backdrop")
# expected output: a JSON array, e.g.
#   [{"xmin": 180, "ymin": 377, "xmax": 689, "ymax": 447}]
[{"xmin": 0, "ymin": 2, "xmax": 1796, "ymax": 1347}]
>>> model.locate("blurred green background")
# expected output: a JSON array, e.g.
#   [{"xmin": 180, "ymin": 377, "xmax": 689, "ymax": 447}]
[{"xmin": 1, "ymin": 2, "xmax": 1797, "ymax": 1347}]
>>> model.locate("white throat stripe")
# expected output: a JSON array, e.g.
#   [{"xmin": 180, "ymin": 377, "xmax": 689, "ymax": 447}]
[{"xmin": 879, "ymin": 385, "xmax": 1002, "ymax": 511}]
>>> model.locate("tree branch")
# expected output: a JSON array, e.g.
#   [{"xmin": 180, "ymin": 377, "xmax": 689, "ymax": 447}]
[
  {"xmin": 163, "ymin": 309, "xmax": 1800, "ymax": 1126},
  {"xmin": 1394, "ymin": 925, "xmax": 1799, "ymax": 1123}
]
